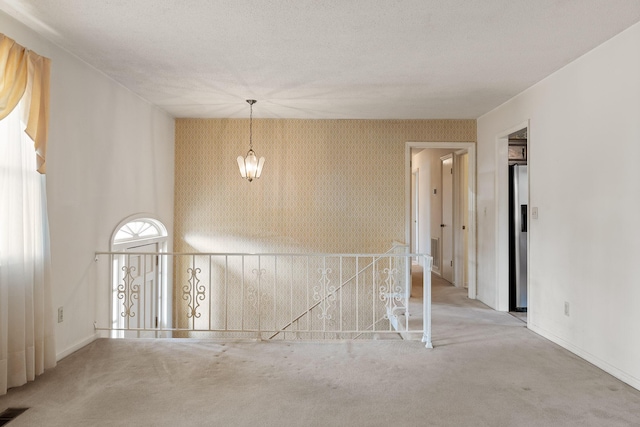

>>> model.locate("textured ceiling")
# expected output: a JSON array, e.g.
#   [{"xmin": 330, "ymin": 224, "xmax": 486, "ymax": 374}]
[{"xmin": 1, "ymin": 0, "xmax": 640, "ymax": 119}]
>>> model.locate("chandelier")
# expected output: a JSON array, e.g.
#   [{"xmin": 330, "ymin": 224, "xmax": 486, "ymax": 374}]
[{"xmin": 236, "ymin": 99, "xmax": 265, "ymax": 182}]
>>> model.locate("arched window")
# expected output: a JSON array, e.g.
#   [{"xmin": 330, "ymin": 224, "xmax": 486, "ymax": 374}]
[{"xmin": 111, "ymin": 216, "xmax": 168, "ymax": 251}]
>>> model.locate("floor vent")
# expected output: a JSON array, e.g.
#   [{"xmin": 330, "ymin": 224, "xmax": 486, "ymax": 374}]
[{"xmin": 0, "ymin": 408, "xmax": 29, "ymax": 426}]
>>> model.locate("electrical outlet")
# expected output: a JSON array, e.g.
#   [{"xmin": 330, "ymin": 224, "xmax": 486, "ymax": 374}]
[
  {"xmin": 58, "ymin": 306, "xmax": 63, "ymax": 323},
  {"xmin": 564, "ymin": 302, "xmax": 570, "ymax": 317}
]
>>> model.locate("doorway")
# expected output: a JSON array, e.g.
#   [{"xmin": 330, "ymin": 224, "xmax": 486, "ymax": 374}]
[
  {"xmin": 411, "ymin": 170, "xmax": 419, "ymax": 263},
  {"xmin": 440, "ymin": 154, "xmax": 454, "ymax": 283},
  {"xmin": 495, "ymin": 122, "xmax": 530, "ymax": 318},
  {"xmin": 455, "ymin": 151, "xmax": 470, "ymax": 289},
  {"xmin": 113, "ymin": 243, "xmax": 160, "ymax": 336},
  {"xmin": 111, "ymin": 215, "xmax": 170, "ymax": 337},
  {"xmin": 405, "ymin": 142, "xmax": 477, "ymax": 299},
  {"xmin": 507, "ymin": 128, "xmax": 528, "ymax": 321}
]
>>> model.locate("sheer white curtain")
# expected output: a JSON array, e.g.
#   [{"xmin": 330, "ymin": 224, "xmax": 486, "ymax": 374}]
[{"xmin": 0, "ymin": 101, "xmax": 56, "ymax": 395}]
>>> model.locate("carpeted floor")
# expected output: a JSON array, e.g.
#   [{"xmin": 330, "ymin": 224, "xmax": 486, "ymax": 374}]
[{"xmin": 2, "ymin": 271, "xmax": 640, "ymax": 426}]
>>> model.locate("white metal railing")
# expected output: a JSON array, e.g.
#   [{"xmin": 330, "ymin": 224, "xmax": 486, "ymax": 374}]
[{"xmin": 93, "ymin": 250, "xmax": 433, "ymax": 347}]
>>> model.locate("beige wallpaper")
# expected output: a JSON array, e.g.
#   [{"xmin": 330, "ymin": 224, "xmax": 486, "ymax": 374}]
[{"xmin": 174, "ymin": 119, "xmax": 475, "ymax": 254}]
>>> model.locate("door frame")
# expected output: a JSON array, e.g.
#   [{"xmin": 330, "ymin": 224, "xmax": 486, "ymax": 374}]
[
  {"xmin": 115, "ymin": 242, "xmax": 160, "ymax": 337},
  {"xmin": 454, "ymin": 149, "xmax": 470, "ymax": 289},
  {"xmin": 411, "ymin": 170, "xmax": 419, "ymax": 261},
  {"xmin": 405, "ymin": 142, "xmax": 477, "ymax": 299},
  {"xmin": 110, "ymin": 214, "xmax": 171, "ymax": 336},
  {"xmin": 495, "ymin": 121, "xmax": 530, "ymax": 312},
  {"xmin": 440, "ymin": 153, "xmax": 454, "ymax": 284}
]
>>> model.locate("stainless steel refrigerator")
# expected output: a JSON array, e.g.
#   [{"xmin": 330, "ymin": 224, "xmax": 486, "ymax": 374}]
[{"xmin": 509, "ymin": 164, "xmax": 528, "ymax": 311}]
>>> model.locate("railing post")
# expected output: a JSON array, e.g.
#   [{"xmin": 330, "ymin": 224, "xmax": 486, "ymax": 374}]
[
  {"xmin": 422, "ymin": 254, "xmax": 433, "ymax": 349},
  {"xmin": 405, "ymin": 252, "xmax": 411, "ymax": 332},
  {"xmin": 403, "ymin": 249, "xmax": 410, "ymax": 311}
]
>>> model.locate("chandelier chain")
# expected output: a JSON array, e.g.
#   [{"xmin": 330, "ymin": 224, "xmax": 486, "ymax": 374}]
[{"xmin": 249, "ymin": 101, "xmax": 253, "ymax": 151}]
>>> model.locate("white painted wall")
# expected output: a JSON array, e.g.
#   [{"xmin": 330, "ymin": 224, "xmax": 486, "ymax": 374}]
[
  {"xmin": 1, "ymin": 12, "xmax": 175, "ymax": 360},
  {"xmin": 477, "ymin": 22, "xmax": 640, "ymax": 389}
]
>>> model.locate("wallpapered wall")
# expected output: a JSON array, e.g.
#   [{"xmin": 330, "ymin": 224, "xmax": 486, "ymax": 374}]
[{"xmin": 174, "ymin": 119, "xmax": 475, "ymax": 254}]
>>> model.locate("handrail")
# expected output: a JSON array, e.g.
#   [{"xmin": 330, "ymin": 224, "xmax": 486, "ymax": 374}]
[{"xmin": 95, "ymin": 251, "xmax": 409, "ymax": 257}]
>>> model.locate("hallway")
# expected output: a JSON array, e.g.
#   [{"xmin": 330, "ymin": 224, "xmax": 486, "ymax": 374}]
[{"xmin": 1, "ymin": 274, "xmax": 639, "ymax": 426}]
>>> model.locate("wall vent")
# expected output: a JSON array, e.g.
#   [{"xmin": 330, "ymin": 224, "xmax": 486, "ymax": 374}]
[{"xmin": 431, "ymin": 238, "xmax": 440, "ymax": 269}]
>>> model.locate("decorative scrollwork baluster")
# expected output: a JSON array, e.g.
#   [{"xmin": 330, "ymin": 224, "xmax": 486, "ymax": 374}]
[
  {"xmin": 183, "ymin": 267, "xmax": 205, "ymax": 318},
  {"xmin": 313, "ymin": 267, "xmax": 336, "ymax": 320},
  {"xmin": 247, "ymin": 268, "xmax": 268, "ymax": 310},
  {"xmin": 117, "ymin": 265, "xmax": 140, "ymax": 318},
  {"xmin": 379, "ymin": 267, "xmax": 402, "ymax": 319}
]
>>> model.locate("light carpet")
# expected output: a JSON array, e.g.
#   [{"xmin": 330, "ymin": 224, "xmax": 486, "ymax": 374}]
[{"xmin": 1, "ymin": 272, "xmax": 639, "ymax": 426}]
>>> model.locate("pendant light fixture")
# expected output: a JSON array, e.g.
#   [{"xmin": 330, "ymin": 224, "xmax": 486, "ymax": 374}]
[{"xmin": 237, "ymin": 99, "xmax": 265, "ymax": 182}]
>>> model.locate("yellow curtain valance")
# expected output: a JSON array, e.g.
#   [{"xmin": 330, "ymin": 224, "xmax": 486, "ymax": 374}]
[{"xmin": 0, "ymin": 34, "xmax": 50, "ymax": 174}]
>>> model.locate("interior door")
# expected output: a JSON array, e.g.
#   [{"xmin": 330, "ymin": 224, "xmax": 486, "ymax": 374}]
[
  {"xmin": 441, "ymin": 155, "xmax": 454, "ymax": 283},
  {"xmin": 460, "ymin": 153, "xmax": 469, "ymax": 288},
  {"xmin": 116, "ymin": 242, "xmax": 159, "ymax": 337},
  {"xmin": 411, "ymin": 170, "xmax": 419, "ymax": 260}
]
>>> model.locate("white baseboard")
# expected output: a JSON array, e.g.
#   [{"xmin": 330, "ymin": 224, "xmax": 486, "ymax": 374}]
[
  {"xmin": 528, "ymin": 323, "xmax": 640, "ymax": 392},
  {"xmin": 56, "ymin": 333, "xmax": 98, "ymax": 361}
]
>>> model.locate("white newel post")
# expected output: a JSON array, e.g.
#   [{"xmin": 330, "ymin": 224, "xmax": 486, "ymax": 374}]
[{"xmin": 422, "ymin": 254, "xmax": 433, "ymax": 349}]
